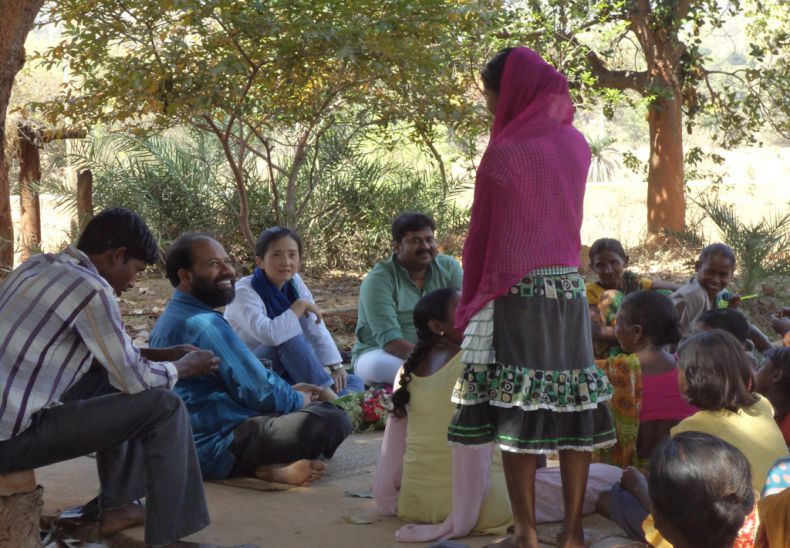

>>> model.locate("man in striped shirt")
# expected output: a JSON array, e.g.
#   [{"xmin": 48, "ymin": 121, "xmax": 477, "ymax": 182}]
[{"xmin": 0, "ymin": 208, "xmax": 219, "ymax": 547}]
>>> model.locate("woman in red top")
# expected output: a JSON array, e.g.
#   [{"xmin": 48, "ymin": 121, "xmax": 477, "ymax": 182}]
[{"xmin": 597, "ymin": 291, "xmax": 696, "ymax": 469}]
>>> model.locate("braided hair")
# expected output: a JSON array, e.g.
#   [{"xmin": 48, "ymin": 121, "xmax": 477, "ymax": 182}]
[{"xmin": 390, "ymin": 287, "xmax": 460, "ymax": 419}]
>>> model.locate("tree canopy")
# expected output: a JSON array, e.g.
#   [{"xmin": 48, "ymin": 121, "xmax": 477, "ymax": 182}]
[
  {"xmin": 24, "ymin": 0, "xmax": 790, "ymax": 253},
  {"xmin": 501, "ymin": 0, "xmax": 790, "ymax": 235},
  {"xmin": 39, "ymin": 0, "xmax": 501, "ymax": 248}
]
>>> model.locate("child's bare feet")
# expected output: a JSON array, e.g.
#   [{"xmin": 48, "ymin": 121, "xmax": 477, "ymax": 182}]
[
  {"xmin": 255, "ymin": 459, "xmax": 326, "ymax": 486},
  {"xmin": 99, "ymin": 502, "xmax": 145, "ymax": 536}
]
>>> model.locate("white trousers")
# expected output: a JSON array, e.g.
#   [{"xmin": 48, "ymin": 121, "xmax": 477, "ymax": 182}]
[{"xmin": 354, "ymin": 349, "xmax": 404, "ymax": 385}]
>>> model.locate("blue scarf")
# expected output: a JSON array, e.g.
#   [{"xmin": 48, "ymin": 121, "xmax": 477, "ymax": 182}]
[{"xmin": 250, "ymin": 267, "xmax": 300, "ymax": 319}]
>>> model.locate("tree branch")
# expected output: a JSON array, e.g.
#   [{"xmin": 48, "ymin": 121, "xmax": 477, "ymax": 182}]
[
  {"xmin": 202, "ymin": 115, "xmax": 255, "ymax": 250},
  {"xmin": 559, "ymin": 32, "xmax": 649, "ymax": 92},
  {"xmin": 674, "ymin": 0, "xmax": 693, "ymax": 23},
  {"xmin": 208, "ymin": 11, "xmax": 257, "ymax": 69},
  {"xmin": 262, "ymin": 139, "xmax": 282, "ymax": 226}
]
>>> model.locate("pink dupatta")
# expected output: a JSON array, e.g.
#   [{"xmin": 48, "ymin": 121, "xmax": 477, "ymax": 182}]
[{"xmin": 455, "ymin": 47, "xmax": 591, "ymax": 330}]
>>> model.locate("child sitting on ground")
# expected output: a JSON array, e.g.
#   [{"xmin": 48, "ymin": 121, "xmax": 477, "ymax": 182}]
[
  {"xmin": 672, "ymin": 243, "xmax": 772, "ymax": 353},
  {"xmin": 602, "ymin": 330, "xmax": 788, "ymax": 545},
  {"xmin": 373, "ymin": 288, "xmax": 622, "ymax": 542},
  {"xmin": 649, "ymin": 432, "xmax": 755, "ymax": 548},
  {"xmin": 373, "ymin": 287, "xmax": 512, "ymax": 540},
  {"xmin": 671, "ymin": 243, "xmax": 738, "ymax": 339},
  {"xmin": 671, "ymin": 330, "xmax": 788, "ymax": 493},
  {"xmin": 698, "ymin": 308, "xmax": 760, "ymax": 366},
  {"xmin": 756, "ymin": 347, "xmax": 790, "ymax": 449},
  {"xmin": 756, "ymin": 456, "xmax": 790, "ymax": 546},
  {"xmin": 596, "ymin": 292, "xmax": 696, "ymax": 469},
  {"xmin": 586, "ymin": 238, "xmax": 678, "ymax": 357}
]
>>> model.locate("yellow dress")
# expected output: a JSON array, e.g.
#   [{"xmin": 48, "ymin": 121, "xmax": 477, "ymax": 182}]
[
  {"xmin": 585, "ymin": 272, "xmax": 652, "ymax": 306},
  {"xmin": 396, "ymin": 352, "xmax": 511, "ymax": 534},
  {"xmin": 640, "ymin": 397, "xmax": 787, "ymax": 546},
  {"xmin": 671, "ymin": 396, "xmax": 789, "ymax": 495}
]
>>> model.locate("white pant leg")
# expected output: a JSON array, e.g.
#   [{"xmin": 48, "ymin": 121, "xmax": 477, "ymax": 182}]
[{"xmin": 354, "ymin": 349, "xmax": 404, "ymax": 385}]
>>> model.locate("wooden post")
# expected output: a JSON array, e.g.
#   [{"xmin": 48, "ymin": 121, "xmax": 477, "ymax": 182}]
[
  {"xmin": 17, "ymin": 123, "xmax": 42, "ymax": 263},
  {"xmin": 13, "ymin": 124, "xmax": 88, "ymax": 262},
  {"xmin": 0, "ymin": 471, "xmax": 41, "ymax": 548},
  {"xmin": 76, "ymin": 169, "xmax": 93, "ymax": 231}
]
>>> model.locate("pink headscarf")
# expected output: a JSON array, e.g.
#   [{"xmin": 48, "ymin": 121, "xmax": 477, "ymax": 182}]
[{"xmin": 455, "ymin": 47, "xmax": 591, "ymax": 330}]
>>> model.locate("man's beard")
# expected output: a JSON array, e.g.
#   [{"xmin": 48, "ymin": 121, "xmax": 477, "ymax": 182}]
[{"xmin": 191, "ymin": 276, "xmax": 236, "ymax": 308}]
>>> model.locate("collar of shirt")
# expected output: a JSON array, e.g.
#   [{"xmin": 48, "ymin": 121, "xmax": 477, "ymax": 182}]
[
  {"xmin": 63, "ymin": 245, "xmax": 99, "ymax": 274},
  {"xmin": 390, "ymin": 254, "xmax": 434, "ymax": 290}
]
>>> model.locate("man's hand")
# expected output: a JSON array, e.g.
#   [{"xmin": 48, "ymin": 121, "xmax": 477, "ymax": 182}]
[
  {"xmin": 293, "ymin": 382, "xmax": 324, "ymax": 407},
  {"xmin": 174, "ymin": 350, "xmax": 220, "ymax": 379},
  {"xmin": 140, "ymin": 344, "xmax": 201, "ymax": 362},
  {"xmin": 383, "ymin": 338, "xmax": 414, "ymax": 360}
]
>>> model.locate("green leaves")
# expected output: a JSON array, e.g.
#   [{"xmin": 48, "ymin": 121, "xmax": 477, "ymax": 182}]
[
  {"xmin": 39, "ymin": 0, "xmax": 501, "ymax": 136},
  {"xmin": 693, "ymin": 195, "xmax": 790, "ymax": 294}
]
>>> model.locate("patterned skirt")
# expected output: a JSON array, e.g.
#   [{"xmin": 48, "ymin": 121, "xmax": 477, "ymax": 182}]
[{"xmin": 448, "ymin": 267, "xmax": 616, "ymax": 454}]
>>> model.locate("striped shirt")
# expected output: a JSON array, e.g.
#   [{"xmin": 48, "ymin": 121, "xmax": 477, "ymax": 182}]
[{"xmin": 0, "ymin": 246, "xmax": 177, "ymax": 440}]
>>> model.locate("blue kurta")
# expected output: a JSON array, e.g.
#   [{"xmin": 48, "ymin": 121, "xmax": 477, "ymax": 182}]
[{"xmin": 150, "ymin": 290, "xmax": 303, "ymax": 478}]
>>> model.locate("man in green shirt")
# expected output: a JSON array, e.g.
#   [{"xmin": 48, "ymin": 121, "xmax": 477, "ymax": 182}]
[{"xmin": 352, "ymin": 212, "xmax": 463, "ymax": 384}]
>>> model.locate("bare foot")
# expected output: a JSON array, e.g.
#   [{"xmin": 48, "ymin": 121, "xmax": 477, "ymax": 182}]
[
  {"xmin": 254, "ymin": 459, "xmax": 326, "ymax": 486},
  {"xmin": 484, "ymin": 534, "xmax": 537, "ymax": 548},
  {"xmin": 557, "ymin": 528, "xmax": 589, "ymax": 548},
  {"xmin": 99, "ymin": 502, "xmax": 145, "ymax": 536}
]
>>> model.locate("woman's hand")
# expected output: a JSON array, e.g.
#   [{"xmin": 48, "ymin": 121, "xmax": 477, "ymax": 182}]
[
  {"xmin": 290, "ymin": 299, "xmax": 323, "ymax": 324},
  {"xmin": 330, "ymin": 366, "xmax": 347, "ymax": 393}
]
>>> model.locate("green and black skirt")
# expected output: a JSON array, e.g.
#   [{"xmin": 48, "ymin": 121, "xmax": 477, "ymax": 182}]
[{"xmin": 448, "ymin": 267, "xmax": 616, "ymax": 454}]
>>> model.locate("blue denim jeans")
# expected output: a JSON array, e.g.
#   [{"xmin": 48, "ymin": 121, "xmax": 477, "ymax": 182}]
[{"xmin": 255, "ymin": 334, "xmax": 364, "ymax": 395}]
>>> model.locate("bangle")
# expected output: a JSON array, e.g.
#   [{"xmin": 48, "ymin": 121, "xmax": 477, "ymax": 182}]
[{"xmin": 330, "ymin": 363, "xmax": 344, "ymax": 371}]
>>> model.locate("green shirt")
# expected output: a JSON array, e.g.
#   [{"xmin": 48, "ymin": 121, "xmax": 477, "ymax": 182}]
[{"xmin": 352, "ymin": 254, "xmax": 463, "ymax": 364}]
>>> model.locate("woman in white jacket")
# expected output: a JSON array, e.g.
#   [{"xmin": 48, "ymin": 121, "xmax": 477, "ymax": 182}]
[{"xmin": 225, "ymin": 227, "xmax": 364, "ymax": 397}]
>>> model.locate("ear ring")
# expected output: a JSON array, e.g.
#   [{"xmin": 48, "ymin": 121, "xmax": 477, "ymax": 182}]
[{"xmin": 440, "ymin": 331, "xmax": 445, "ymax": 336}]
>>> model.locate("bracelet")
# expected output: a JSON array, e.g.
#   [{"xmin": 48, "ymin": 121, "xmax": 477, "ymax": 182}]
[{"xmin": 329, "ymin": 363, "xmax": 344, "ymax": 371}]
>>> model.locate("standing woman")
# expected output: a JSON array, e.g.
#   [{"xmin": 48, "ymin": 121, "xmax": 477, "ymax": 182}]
[{"xmin": 448, "ymin": 47, "xmax": 615, "ymax": 548}]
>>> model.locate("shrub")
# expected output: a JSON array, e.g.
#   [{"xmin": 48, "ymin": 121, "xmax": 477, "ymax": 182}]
[
  {"xmin": 49, "ymin": 127, "xmax": 470, "ymax": 272},
  {"xmin": 670, "ymin": 194, "xmax": 790, "ymax": 295}
]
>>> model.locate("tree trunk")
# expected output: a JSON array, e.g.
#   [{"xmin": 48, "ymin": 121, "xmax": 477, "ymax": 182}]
[
  {"xmin": 0, "ymin": 0, "xmax": 46, "ymax": 270},
  {"xmin": 284, "ymin": 131, "xmax": 310, "ymax": 228},
  {"xmin": 17, "ymin": 123, "xmax": 41, "ymax": 263},
  {"xmin": 646, "ymin": 88, "xmax": 686, "ymax": 237},
  {"xmin": 77, "ymin": 169, "xmax": 94, "ymax": 231}
]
